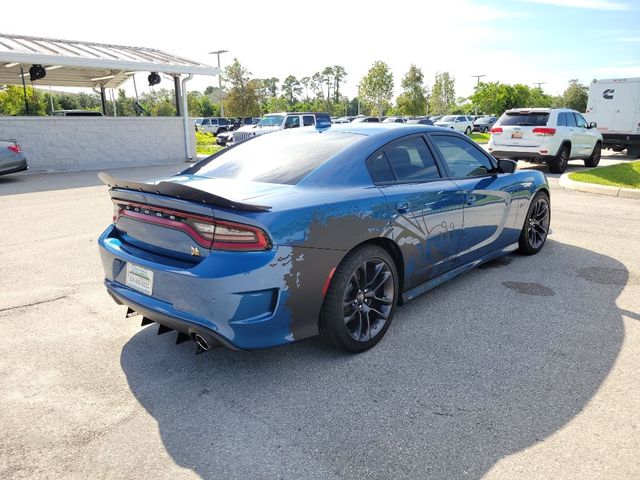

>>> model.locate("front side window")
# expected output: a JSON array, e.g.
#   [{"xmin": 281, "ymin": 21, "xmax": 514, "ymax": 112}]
[
  {"xmin": 431, "ymin": 135, "xmax": 494, "ymax": 178},
  {"xmin": 285, "ymin": 116, "xmax": 300, "ymax": 129},
  {"xmin": 574, "ymin": 113, "xmax": 587, "ymax": 128},
  {"xmin": 219, "ymin": 118, "xmax": 229, "ymax": 126},
  {"xmin": 303, "ymin": 115, "xmax": 315, "ymax": 126},
  {"xmin": 380, "ymin": 137, "xmax": 441, "ymax": 183}
]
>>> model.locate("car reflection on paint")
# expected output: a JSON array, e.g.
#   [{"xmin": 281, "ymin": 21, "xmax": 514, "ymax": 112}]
[{"xmin": 98, "ymin": 124, "xmax": 550, "ymax": 354}]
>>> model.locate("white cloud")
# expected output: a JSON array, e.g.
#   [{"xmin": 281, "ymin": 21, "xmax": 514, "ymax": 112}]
[
  {"xmin": 615, "ymin": 37, "xmax": 640, "ymax": 42},
  {"xmin": 520, "ymin": 0, "xmax": 632, "ymax": 10}
]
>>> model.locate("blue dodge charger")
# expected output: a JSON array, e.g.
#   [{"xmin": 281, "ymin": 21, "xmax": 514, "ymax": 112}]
[{"xmin": 98, "ymin": 124, "xmax": 550, "ymax": 353}]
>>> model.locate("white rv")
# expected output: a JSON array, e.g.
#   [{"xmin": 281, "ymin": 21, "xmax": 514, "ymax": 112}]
[{"xmin": 585, "ymin": 78, "xmax": 640, "ymax": 157}]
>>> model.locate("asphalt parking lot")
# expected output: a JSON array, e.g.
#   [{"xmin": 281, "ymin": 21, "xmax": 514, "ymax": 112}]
[{"xmin": 1, "ymin": 151, "xmax": 639, "ymax": 480}]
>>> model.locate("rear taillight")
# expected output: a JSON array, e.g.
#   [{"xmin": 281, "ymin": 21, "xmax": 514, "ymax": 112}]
[
  {"xmin": 490, "ymin": 127, "xmax": 503, "ymax": 134},
  {"xmin": 114, "ymin": 201, "xmax": 271, "ymax": 251},
  {"xmin": 532, "ymin": 127, "xmax": 556, "ymax": 136},
  {"xmin": 7, "ymin": 143, "xmax": 21, "ymax": 153}
]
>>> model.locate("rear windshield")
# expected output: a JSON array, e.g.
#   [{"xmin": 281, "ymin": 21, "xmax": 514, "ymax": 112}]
[
  {"xmin": 499, "ymin": 112, "xmax": 550, "ymax": 126},
  {"xmin": 192, "ymin": 131, "xmax": 364, "ymax": 184}
]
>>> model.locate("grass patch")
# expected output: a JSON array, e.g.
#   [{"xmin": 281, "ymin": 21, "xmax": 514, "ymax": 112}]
[
  {"xmin": 196, "ymin": 131, "xmax": 223, "ymax": 156},
  {"xmin": 569, "ymin": 161, "xmax": 640, "ymax": 189},
  {"xmin": 469, "ymin": 132, "xmax": 490, "ymax": 144}
]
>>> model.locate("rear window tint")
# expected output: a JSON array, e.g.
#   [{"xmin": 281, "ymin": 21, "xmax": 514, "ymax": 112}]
[
  {"xmin": 193, "ymin": 131, "xmax": 363, "ymax": 185},
  {"xmin": 499, "ymin": 112, "xmax": 550, "ymax": 126}
]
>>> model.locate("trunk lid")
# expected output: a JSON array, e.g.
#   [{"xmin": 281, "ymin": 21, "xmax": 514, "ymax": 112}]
[{"xmin": 102, "ymin": 173, "xmax": 284, "ymax": 263}]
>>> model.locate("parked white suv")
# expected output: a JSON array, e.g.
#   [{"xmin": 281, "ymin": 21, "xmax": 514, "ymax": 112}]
[
  {"xmin": 233, "ymin": 112, "xmax": 331, "ymax": 143},
  {"xmin": 488, "ymin": 108, "xmax": 603, "ymax": 173},
  {"xmin": 434, "ymin": 115, "xmax": 474, "ymax": 134}
]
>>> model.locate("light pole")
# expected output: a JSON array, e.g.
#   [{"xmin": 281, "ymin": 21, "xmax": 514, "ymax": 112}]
[
  {"xmin": 357, "ymin": 83, "xmax": 361, "ymax": 116},
  {"xmin": 534, "ymin": 82, "xmax": 546, "ymax": 90},
  {"xmin": 471, "ymin": 74, "xmax": 486, "ymax": 115},
  {"xmin": 209, "ymin": 49, "xmax": 228, "ymax": 116}
]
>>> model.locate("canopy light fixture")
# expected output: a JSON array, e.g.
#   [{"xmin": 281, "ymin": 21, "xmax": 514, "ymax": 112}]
[
  {"xmin": 148, "ymin": 72, "xmax": 161, "ymax": 86},
  {"xmin": 4, "ymin": 62, "xmax": 19, "ymax": 68},
  {"xmin": 91, "ymin": 74, "xmax": 115, "ymax": 81},
  {"xmin": 29, "ymin": 64, "xmax": 46, "ymax": 82},
  {"xmin": 47, "ymin": 65, "xmax": 63, "ymax": 71}
]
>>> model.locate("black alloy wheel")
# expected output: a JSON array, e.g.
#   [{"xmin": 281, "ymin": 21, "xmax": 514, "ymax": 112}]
[
  {"xmin": 320, "ymin": 245, "xmax": 398, "ymax": 353},
  {"xmin": 518, "ymin": 191, "xmax": 551, "ymax": 255}
]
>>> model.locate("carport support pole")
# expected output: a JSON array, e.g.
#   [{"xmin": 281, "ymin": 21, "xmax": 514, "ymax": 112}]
[
  {"xmin": 20, "ymin": 66, "xmax": 30, "ymax": 116},
  {"xmin": 181, "ymin": 74, "xmax": 194, "ymax": 160},
  {"xmin": 100, "ymin": 86, "xmax": 107, "ymax": 116},
  {"xmin": 174, "ymin": 76, "xmax": 181, "ymax": 117}
]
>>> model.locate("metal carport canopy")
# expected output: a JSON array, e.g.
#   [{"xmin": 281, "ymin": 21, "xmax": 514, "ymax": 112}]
[{"xmin": 0, "ymin": 32, "xmax": 219, "ymax": 88}]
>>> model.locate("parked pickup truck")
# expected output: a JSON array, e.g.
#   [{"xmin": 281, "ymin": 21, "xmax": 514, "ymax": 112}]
[{"xmin": 232, "ymin": 112, "xmax": 331, "ymax": 143}]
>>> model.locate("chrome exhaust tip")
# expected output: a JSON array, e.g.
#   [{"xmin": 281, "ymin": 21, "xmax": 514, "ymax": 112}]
[{"xmin": 194, "ymin": 333, "xmax": 210, "ymax": 351}]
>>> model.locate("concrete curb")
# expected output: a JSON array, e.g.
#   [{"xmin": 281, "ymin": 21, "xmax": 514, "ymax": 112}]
[{"xmin": 559, "ymin": 173, "xmax": 640, "ymax": 199}]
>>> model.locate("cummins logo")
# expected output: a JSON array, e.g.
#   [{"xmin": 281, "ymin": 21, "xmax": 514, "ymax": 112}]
[{"xmin": 603, "ymin": 89, "xmax": 615, "ymax": 99}]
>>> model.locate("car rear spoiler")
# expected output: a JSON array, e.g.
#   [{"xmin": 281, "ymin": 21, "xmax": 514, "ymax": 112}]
[{"xmin": 98, "ymin": 172, "xmax": 271, "ymax": 212}]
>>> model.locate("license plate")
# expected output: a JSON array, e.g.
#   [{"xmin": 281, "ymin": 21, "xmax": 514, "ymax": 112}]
[
  {"xmin": 126, "ymin": 263, "xmax": 154, "ymax": 296},
  {"xmin": 511, "ymin": 131, "xmax": 523, "ymax": 139}
]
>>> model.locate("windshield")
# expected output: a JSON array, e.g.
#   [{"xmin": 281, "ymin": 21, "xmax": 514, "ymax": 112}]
[
  {"xmin": 499, "ymin": 112, "xmax": 550, "ymax": 126},
  {"xmin": 192, "ymin": 131, "xmax": 364, "ymax": 185},
  {"xmin": 257, "ymin": 115, "xmax": 284, "ymax": 127},
  {"xmin": 440, "ymin": 116, "xmax": 456, "ymax": 122}
]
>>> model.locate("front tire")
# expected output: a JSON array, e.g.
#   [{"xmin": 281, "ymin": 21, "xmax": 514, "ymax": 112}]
[
  {"xmin": 518, "ymin": 191, "xmax": 550, "ymax": 255},
  {"xmin": 319, "ymin": 245, "xmax": 399, "ymax": 353},
  {"xmin": 585, "ymin": 143, "xmax": 601, "ymax": 167},
  {"xmin": 548, "ymin": 144, "xmax": 569, "ymax": 173},
  {"xmin": 465, "ymin": 126, "xmax": 472, "ymax": 135}
]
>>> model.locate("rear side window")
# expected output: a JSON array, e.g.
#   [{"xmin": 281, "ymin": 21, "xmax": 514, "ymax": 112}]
[
  {"xmin": 499, "ymin": 112, "xmax": 550, "ymax": 126},
  {"xmin": 368, "ymin": 152, "xmax": 395, "ymax": 183},
  {"xmin": 303, "ymin": 115, "xmax": 315, "ymax": 126},
  {"xmin": 566, "ymin": 113, "xmax": 577, "ymax": 127},
  {"xmin": 431, "ymin": 135, "xmax": 494, "ymax": 178},
  {"xmin": 193, "ymin": 131, "xmax": 363, "ymax": 185},
  {"xmin": 202, "ymin": 119, "xmax": 210, "ymax": 125},
  {"xmin": 219, "ymin": 118, "xmax": 228, "ymax": 126},
  {"xmin": 557, "ymin": 112, "xmax": 567, "ymax": 126},
  {"xmin": 369, "ymin": 137, "xmax": 441, "ymax": 183}
]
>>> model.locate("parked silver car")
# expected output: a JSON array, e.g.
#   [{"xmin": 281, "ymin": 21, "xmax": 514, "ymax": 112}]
[{"xmin": 0, "ymin": 139, "xmax": 27, "ymax": 176}]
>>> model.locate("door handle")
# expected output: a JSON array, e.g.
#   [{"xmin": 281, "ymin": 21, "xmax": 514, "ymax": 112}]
[{"xmin": 396, "ymin": 201, "xmax": 411, "ymax": 213}]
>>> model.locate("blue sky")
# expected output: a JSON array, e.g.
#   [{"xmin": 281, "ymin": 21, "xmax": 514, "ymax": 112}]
[{"xmin": 11, "ymin": 0, "xmax": 640, "ymax": 99}]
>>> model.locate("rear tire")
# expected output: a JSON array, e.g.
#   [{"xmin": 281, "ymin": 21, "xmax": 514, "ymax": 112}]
[
  {"xmin": 319, "ymin": 245, "xmax": 399, "ymax": 353},
  {"xmin": 548, "ymin": 144, "xmax": 569, "ymax": 174},
  {"xmin": 518, "ymin": 191, "xmax": 550, "ymax": 255},
  {"xmin": 465, "ymin": 126, "xmax": 472, "ymax": 135},
  {"xmin": 584, "ymin": 143, "xmax": 601, "ymax": 168}
]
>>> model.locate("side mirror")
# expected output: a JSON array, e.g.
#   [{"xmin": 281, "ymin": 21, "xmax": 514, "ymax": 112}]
[
  {"xmin": 497, "ymin": 159, "xmax": 517, "ymax": 174},
  {"xmin": 589, "ymin": 121, "xmax": 597, "ymax": 129}
]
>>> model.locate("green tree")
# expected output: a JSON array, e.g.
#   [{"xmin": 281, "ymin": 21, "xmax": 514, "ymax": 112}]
[
  {"xmin": 396, "ymin": 65, "xmax": 428, "ymax": 116},
  {"xmin": 115, "ymin": 89, "xmax": 136, "ymax": 116},
  {"xmin": 222, "ymin": 58, "xmax": 260, "ymax": 117},
  {"xmin": 0, "ymin": 85, "xmax": 46, "ymax": 115},
  {"xmin": 561, "ymin": 79, "xmax": 588, "ymax": 112},
  {"xmin": 282, "ymin": 75, "xmax": 302, "ymax": 106},
  {"xmin": 429, "ymin": 72, "xmax": 456, "ymax": 115},
  {"xmin": 360, "ymin": 61, "xmax": 394, "ymax": 117},
  {"xmin": 300, "ymin": 76, "xmax": 311, "ymax": 102},
  {"xmin": 333, "ymin": 66, "xmax": 347, "ymax": 104}
]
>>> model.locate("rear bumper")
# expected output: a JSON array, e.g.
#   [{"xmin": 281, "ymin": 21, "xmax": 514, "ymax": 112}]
[
  {"xmin": 0, "ymin": 158, "xmax": 28, "ymax": 176},
  {"xmin": 98, "ymin": 224, "xmax": 298, "ymax": 350}
]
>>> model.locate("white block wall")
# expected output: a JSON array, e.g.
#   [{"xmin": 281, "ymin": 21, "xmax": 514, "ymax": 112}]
[{"xmin": 0, "ymin": 117, "xmax": 195, "ymax": 172}]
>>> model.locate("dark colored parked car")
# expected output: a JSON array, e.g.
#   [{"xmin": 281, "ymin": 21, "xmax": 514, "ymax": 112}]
[
  {"xmin": 473, "ymin": 116, "xmax": 498, "ymax": 133},
  {"xmin": 0, "ymin": 140, "xmax": 28, "ymax": 176},
  {"xmin": 352, "ymin": 116, "xmax": 381, "ymax": 123},
  {"xmin": 98, "ymin": 124, "xmax": 549, "ymax": 354},
  {"xmin": 406, "ymin": 117, "xmax": 434, "ymax": 126}
]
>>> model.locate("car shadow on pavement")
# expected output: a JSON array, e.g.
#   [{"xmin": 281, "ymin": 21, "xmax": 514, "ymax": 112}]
[{"xmin": 120, "ymin": 240, "xmax": 628, "ymax": 479}]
